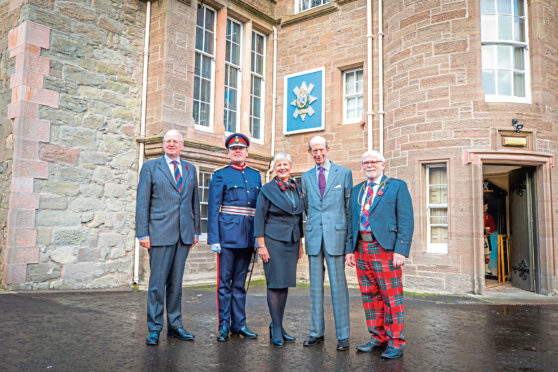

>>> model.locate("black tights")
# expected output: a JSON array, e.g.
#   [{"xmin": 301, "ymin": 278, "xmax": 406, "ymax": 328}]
[{"xmin": 267, "ymin": 288, "xmax": 288, "ymax": 340}]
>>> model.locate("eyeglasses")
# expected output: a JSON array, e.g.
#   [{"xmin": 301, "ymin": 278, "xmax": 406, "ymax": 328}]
[
  {"xmin": 362, "ymin": 161, "xmax": 384, "ymax": 166},
  {"xmin": 228, "ymin": 147, "xmax": 246, "ymax": 152}
]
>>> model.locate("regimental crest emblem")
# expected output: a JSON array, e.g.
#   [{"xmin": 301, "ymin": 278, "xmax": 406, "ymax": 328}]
[{"xmin": 290, "ymin": 81, "xmax": 317, "ymax": 121}]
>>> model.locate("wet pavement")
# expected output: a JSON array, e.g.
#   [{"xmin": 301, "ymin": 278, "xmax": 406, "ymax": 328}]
[{"xmin": 1, "ymin": 284, "xmax": 557, "ymax": 371}]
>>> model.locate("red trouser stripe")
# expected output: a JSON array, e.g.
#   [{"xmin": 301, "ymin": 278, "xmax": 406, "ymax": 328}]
[{"xmin": 355, "ymin": 240, "xmax": 406, "ymax": 349}]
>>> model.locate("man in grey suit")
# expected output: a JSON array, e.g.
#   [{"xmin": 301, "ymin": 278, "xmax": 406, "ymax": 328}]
[
  {"xmin": 301, "ymin": 136, "xmax": 353, "ymax": 351},
  {"xmin": 136, "ymin": 129, "xmax": 201, "ymax": 345}
]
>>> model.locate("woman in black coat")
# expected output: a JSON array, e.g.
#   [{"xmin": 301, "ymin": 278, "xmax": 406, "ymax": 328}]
[{"xmin": 254, "ymin": 152, "xmax": 304, "ymax": 347}]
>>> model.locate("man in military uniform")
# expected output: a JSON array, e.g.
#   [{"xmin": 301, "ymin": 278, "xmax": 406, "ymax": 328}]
[{"xmin": 208, "ymin": 133, "xmax": 261, "ymax": 342}]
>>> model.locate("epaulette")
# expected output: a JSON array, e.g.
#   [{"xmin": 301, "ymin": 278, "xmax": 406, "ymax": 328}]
[{"xmin": 213, "ymin": 164, "xmax": 228, "ymax": 173}]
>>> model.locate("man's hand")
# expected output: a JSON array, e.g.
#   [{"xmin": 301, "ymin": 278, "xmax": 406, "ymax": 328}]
[
  {"xmin": 210, "ymin": 243, "xmax": 221, "ymax": 254},
  {"xmin": 139, "ymin": 237, "xmax": 151, "ymax": 250},
  {"xmin": 345, "ymin": 253, "xmax": 356, "ymax": 268},
  {"xmin": 392, "ymin": 253, "xmax": 405, "ymax": 268},
  {"xmin": 192, "ymin": 237, "xmax": 199, "ymax": 248}
]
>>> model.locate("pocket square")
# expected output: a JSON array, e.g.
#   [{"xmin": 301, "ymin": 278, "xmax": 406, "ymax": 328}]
[{"xmin": 334, "ymin": 184, "xmax": 342, "ymax": 189}]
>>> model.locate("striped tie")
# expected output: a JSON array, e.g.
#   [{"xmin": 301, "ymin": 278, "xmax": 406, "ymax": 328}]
[
  {"xmin": 360, "ymin": 183, "xmax": 375, "ymax": 230},
  {"xmin": 171, "ymin": 160, "xmax": 183, "ymax": 192}
]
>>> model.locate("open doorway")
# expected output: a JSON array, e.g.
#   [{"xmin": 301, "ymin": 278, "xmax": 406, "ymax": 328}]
[{"xmin": 482, "ymin": 165, "xmax": 539, "ymax": 293}]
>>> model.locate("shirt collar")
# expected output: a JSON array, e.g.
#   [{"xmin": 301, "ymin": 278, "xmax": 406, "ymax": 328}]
[
  {"xmin": 368, "ymin": 173, "xmax": 383, "ymax": 186},
  {"xmin": 316, "ymin": 160, "xmax": 331, "ymax": 172},
  {"xmin": 164, "ymin": 154, "xmax": 181, "ymax": 164}
]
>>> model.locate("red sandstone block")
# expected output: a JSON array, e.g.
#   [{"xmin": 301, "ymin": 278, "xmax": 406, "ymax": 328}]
[
  {"xmin": 29, "ymin": 87, "xmax": 59, "ymax": 108},
  {"xmin": 434, "ymin": 40, "xmax": 468, "ymax": 55},
  {"xmin": 11, "ymin": 177, "xmax": 34, "ymax": 193},
  {"xmin": 39, "ymin": 144, "xmax": 79, "ymax": 166},
  {"xmin": 420, "ymin": 74, "xmax": 456, "ymax": 89},
  {"xmin": 7, "ymin": 101, "xmax": 39, "ymax": 119},
  {"xmin": 14, "ymin": 139, "xmax": 39, "ymax": 159},
  {"xmin": 15, "ymin": 52, "xmax": 50, "ymax": 75},
  {"xmin": 9, "ymin": 21, "xmax": 50, "ymax": 51},
  {"xmin": 432, "ymin": 9, "xmax": 467, "ymax": 24},
  {"xmin": 18, "ymin": 119, "xmax": 50, "ymax": 142},
  {"xmin": 9, "ymin": 192, "xmax": 40, "ymax": 209},
  {"xmin": 10, "ymin": 71, "xmax": 44, "ymax": 89},
  {"xmin": 14, "ymin": 229, "xmax": 38, "ymax": 248},
  {"xmin": 13, "ymin": 159, "xmax": 49, "ymax": 179},
  {"xmin": 9, "ymin": 44, "xmax": 41, "ymax": 58},
  {"xmin": 8, "ymin": 208, "xmax": 36, "ymax": 229},
  {"xmin": 400, "ymin": 10, "xmax": 431, "ymax": 29},
  {"xmin": 5, "ymin": 264, "xmax": 27, "ymax": 284},
  {"xmin": 12, "ymin": 246, "xmax": 39, "ymax": 263}
]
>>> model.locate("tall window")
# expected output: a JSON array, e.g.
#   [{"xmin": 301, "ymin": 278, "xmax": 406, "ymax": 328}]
[
  {"xmin": 299, "ymin": 0, "xmax": 329, "ymax": 12},
  {"xmin": 198, "ymin": 170, "xmax": 212, "ymax": 237},
  {"xmin": 224, "ymin": 19, "xmax": 242, "ymax": 133},
  {"xmin": 193, "ymin": 4, "xmax": 216, "ymax": 129},
  {"xmin": 343, "ymin": 68, "xmax": 363, "ymax": 124},
  {"xmin": 250, "ymin": 31, "xmax": 265, "ymax": 142},
  {"xmin": 481, "ymin": 0, "xmax": 529, "ymax": 102},
  {"xmin": 426, "ymin": 165, "xmax": 448, "ymax": 253}
]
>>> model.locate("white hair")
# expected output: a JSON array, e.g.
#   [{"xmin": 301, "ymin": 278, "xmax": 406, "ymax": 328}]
[
  {"xmin": 163, "ymin": 129, "xmax": 184, "ymax": 143},
  {"xmin": 361, "ymin": 150, "xmax": 385, "ymax": 163},
  {"xmin": 307, "ymin": 136, "xmax": 328, "ymax": 150},
  {"xmin": 272, "ymin": 152, "xmax": 293, "ymax": 168}
]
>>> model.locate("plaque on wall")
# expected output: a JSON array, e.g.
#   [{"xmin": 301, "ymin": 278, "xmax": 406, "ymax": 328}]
[{"xmin": 283, "ymin": 67, "xmax": 325, "ymax": 135}]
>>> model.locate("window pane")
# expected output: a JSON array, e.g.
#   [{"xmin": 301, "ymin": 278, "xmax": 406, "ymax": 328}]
[
  {"xmin": 202, "ymin": 56, "xmax": 212, "ymax": 78},
  {"xmin": 497, "ymin": 45, "xmax": 511, "ymax": 69},
  {"xmin": 429, "ymin": 167, "xmax": 447, "ymax": 184},
  {"xmin": 514, "ymin": 47, "xmax": 524, "ymax": 70},
  {"xmin": 481, "ymin": 0, "xmax": 495, "ymax": 13},
  {"xmin": 515, "ymin": 17, "xmax": 525, "ymax": 42},
  {"xmin": 204, "ymin": 30, "xmax": 213, "ymax": 54},
  {"xmin": 482, "ymin": 70, "xmax": 496, "ymax": 95},
  {"xmin": 205, "ymin": 9, "xmax": 215, "ymax": 32},
  {"xmin": 482, "ymin": 45, "xmax": 497, "ymax": 69},
  {"xmin": 514, "ymin": 72, "xmax": 525, "ymax": 97},
  {"xmin": 498, "ymin": 70, "xmax": 512, "ymax": 95},
  {"xmin": 429, "ymin": 185, "xmax": 447, "ymax": 204},
  {"xmin": 357, "ymin": 96, "xmax": 363, "ymax": 116},
  {"xmin": 431, "ymin": 226, "xmax": 448, "ymax": 244},
  {"xmin": 497, "ymin": 0, "xmax": 511, "ymax": 14},
  {"xmin": 481, "ymin": 15, "xmax": 497, "ymax": 38},
  {"xmin": 516, "ymin": 0, "xmax": 525, "ymax": 16},
  {"xmin": 498, "ymin": 15, "xmax": 512, "ymax": 40},
  {"xmin": 195, "ymin": 26, "xmax": 204, "ymax": 50}
]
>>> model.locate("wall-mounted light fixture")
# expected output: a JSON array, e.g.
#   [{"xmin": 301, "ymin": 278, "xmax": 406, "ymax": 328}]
[{"xmin": 511, "ymin": 118, "xmax": 524, "ymax": 133}]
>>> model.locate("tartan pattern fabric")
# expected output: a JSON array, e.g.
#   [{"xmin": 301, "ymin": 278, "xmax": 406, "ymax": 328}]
[
  {"xmin": 359, "ymin": 183, "xmax": 374, "ymax": 230},
  {"xmin": 171, "ymin": 160, "xmax": 183, "ymax": 192},
  {"xmin": 355, "ymin": 240, "xmax": 406, "ymax": 350}
]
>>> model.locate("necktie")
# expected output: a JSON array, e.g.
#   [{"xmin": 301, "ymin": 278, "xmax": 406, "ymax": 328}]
[
  {"xmin": 172, "ymin": 160, "xmax": 183, "ymax": 192},
  {"xmin": 318, "ymin": 166, "xmax": 326, "ymax": 196},
  {"xmin": 360, "ymin": 183, "xmax": 375, "ymax": 230}
]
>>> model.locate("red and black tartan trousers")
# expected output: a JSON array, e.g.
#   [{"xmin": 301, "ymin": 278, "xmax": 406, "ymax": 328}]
[{"xmin": 355, "ymin": 239, "xmax": 405, "ymax": 350}]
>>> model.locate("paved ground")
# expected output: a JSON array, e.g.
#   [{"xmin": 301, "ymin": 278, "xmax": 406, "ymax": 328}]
[{"xmin": 1, "ymin": 284, "xmax": 557, "ymax": 371}]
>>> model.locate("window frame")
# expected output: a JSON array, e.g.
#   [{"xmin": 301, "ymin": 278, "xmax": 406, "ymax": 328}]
[
  {"xmin": 480, "ymin": 0, "xmax": 531, "ymax": 103},
  {"xmin": 249, "ymin": 30, "xmax": 266, "ymax": 144},
  {"xmin": 296, "ymin": 0, "xmax": 330, "ymax": 13},
  {"xmin": 342, "ymin": 67, "xmax": 364, "ymax": 125},
  {"xmin": 193, "ymin": 3, "xmax": 217, "ymax": 133},
  {"xmin": 224, "ymin": 18, "xmax": 243, "ymax": 135},
  {"xmin": 197, "ymin": 168, "xmax": 213, "ymax": 240},
  {"xmin": 425, "ymin": 164, "xmax": 448, "ymax": 254}
]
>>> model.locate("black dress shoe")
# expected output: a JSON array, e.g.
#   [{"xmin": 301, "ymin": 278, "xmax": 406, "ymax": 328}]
[
  {"xmin": 231, "ymin": 326, "xmax": 258, "ymax": 339},
  {"xmin": 282, "ymin": 329, "xmax": 296, "ymax": 342},
  {"xmin": 217, "ymin": 326, "xmax": 229, "ymax": 342},
  {"xmin": 145, "ymin": 331, "xmax": 159, "ymax": 345},
  {"xmin": 271, "ymin": 338, "xmax": 284, "ymax": 347},
  {"xmin": 337, "ymin": 338, "xmax": 350, "ymax": 351},
  {"xmin": 381, "ymin": 346, "xmax": 404, "ymax": 359},
  {"xmin": 356, "ymin": 341, "xmax": 385, "ymax": 353},
  {"xmin": 167, "ymin": 327, "xmax": 194, "ymax": 341},
  {"xmin": 303, "ymin": 336, "xmax": 324, "ymax": 346}
]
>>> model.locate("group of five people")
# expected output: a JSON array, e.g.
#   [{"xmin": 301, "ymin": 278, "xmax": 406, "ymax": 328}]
[{"xmin": 136, "ymin": 130, "xmax": 414, "ymax": 359}]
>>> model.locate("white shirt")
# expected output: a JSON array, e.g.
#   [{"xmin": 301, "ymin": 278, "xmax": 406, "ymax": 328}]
[
  {"xmin": 165, "ymin": 154, "xmax": 182, "ymax": 178},
  {"xmin": 315, "ymin": 160, "xmax": 331, "ymax": 183},
  {"xmin": 360, "ymin": 173, "xmax": 384, "ymax": 208}
]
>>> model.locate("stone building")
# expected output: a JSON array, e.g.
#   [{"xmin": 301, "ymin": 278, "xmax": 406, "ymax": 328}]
[{"xmin": 0, "ymin": 0, "xmax": 557, "ymax": 295}]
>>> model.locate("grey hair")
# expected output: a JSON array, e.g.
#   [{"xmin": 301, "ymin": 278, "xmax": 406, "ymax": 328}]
[
  {"xmin": 163, "ymin": 129, "xmax": 184, "ymax": 143},
  {"xmin": 307, "ymin": 136, "xmax": 328, "ymax": 151},
  {"xmin": 361, "ymin": 150, "xmax": 385, "ymax": 163},
  {"xmin": 272, "ymin": 152, "xmax": 293, "ymax": 168}
]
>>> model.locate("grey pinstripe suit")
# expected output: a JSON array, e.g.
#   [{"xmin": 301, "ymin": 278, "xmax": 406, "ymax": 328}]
[
  {"xmin": 301, "ymin": 162, "xmax": 353, "ymax": 341},
  {"xmin": 136, "ymin": 156, "xmax": 201, "ymax": 332}
]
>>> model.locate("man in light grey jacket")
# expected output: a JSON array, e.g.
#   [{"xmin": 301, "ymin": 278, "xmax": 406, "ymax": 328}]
[
  {"xmin": 136, "ymin": 129, "xmax": 201, "ymax": 345},
  {"xmin": 301, "ymin": 136, "xmax": 353, "ymax": 351}
]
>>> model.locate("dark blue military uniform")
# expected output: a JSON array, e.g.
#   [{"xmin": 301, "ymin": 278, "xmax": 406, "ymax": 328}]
[{"xmin": 208, "ymin": 162, "xmax": 261, "ymax": 331}]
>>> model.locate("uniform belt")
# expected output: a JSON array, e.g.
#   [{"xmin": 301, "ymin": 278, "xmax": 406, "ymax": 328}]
[
  {"xmin": 359, "ymin": 231, "xmax": 375, "ymax": 242},
  {"xmin": 220, "ymin": 205, "xmax": 256, "ymax": 216}
]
